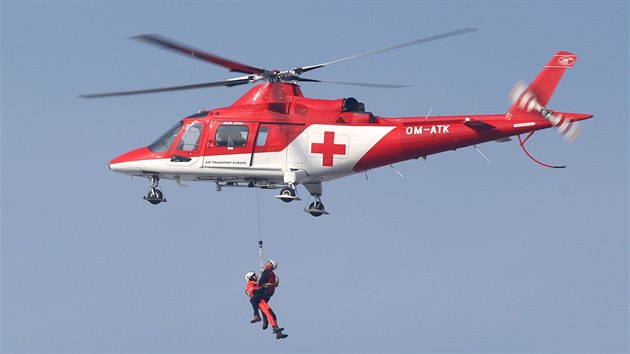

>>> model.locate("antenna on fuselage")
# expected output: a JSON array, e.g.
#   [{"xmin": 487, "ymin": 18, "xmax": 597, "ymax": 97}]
[
  {"xmin": 390, "ymin": 165, "xmax": 405, "ymax": 178},
  {"xmin": 473, "ymin": 145, "xmax": 491, "ymax": 163},
  {"xmin": 424, "ymin": 107, "xmax": 433, "ymax": 121}
]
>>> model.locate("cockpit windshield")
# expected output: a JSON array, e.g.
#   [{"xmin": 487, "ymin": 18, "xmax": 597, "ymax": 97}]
[{"xmin": 148, "ymin": 121, "xmax": 183, "ymax": 152}]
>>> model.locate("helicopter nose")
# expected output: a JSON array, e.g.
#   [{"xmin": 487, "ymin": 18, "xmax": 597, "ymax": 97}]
[
  {"xmin": 107, "ymin": 163, "xmax": 122, "ymax": 172},
  {"xmin": 109, "ymin": 147, "xmax": 153, "ymax": 174},
  {"xmin": 108, "ymin": 160, "xmax": 136, "ymax": 173},
  {"xmin": 108, "ymin": 162, "xmax": 122, "ymax": 172}
]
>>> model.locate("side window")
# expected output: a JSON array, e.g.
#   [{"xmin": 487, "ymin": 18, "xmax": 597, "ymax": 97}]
[
  {"xmin": 216, "ymin": 125, "xmax": 249, "ymax": 147},
  {"xmin": 177, "ymin": 122, "xmax": 204, "ymax": 151},
  {"xmin": 256, "ymin": 127, "xmax": 269, "ymax": 147}
]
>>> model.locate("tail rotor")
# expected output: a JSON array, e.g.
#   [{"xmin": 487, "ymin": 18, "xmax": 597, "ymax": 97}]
[{"xmin": 509, "ymin": 81, "xmax": 581, "ymax": 142}]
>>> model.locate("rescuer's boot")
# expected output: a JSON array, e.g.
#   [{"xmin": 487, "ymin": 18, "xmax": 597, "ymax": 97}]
[
  {"xmin": 272, "ymin": 325, "xmax": 284, "ymax": 333},
  {"xmin": 276, "ymin": 331, "xmax": 288, "ymax": 339}
]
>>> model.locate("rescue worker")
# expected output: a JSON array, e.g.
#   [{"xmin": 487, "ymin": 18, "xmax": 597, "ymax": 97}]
[
  {"xmin": 258, "ymin": 259, "xmax": 279, "ymax": 330},
  {"xmin": 245, "ymin": 271, "xmax": 288, "ymax": 339}
]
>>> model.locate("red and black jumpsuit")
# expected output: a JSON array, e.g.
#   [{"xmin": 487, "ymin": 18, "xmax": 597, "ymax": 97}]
[
  {"xmin": 258, "ymin": 268, "xmax": 277, "ymax": 322},
  {"xmin": 258, "ymin": 268, "xmax": 277, "ymax": 299}
]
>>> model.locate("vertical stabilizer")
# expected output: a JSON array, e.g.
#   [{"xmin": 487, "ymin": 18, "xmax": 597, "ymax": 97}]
[{"xmin": 509, "ymin": 51, "xmax": 577, "ymax": 113}]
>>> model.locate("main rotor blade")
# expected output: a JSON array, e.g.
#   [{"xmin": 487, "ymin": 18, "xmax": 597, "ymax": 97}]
[
  {"xmin": 80, "ymin": 77, "xmax": 251, "ymax": 98},
  {"xmin": 133, "ymin": 34, "xmax": 266, "ymax": 75},
  {"xmin": 295, "ymin": 77, "xmax": 410, "ymax": 88},
  {"xmin": 298, "ymin": 27, "xmax": 478, "ymax": 74}
]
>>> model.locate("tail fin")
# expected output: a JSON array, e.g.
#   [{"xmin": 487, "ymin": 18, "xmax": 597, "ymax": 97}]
[{"xmin": 509, "ymin": 51, "xmax": 577, "ymax": 113}]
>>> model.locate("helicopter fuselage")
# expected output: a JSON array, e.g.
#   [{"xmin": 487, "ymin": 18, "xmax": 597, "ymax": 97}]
[{"xmin": 109, "ymin": 82, "xmax": 591, "ymax": 189}]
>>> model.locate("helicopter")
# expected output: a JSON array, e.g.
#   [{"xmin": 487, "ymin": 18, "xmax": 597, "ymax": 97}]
[{"xmin": 82, "ymin": 29, "xmax": 592, "ymax": 216}]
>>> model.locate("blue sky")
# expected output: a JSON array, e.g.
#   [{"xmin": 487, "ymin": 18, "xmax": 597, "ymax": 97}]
[{"xmin": 2, "ymin": 1, "xmax": 628, "ymax": 353}]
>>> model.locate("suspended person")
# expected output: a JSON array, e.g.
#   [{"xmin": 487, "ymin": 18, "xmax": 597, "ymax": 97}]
[
  {"xmin": 245, "ymin": 271, "xmax": 273, "ymax": 326},
  {"xmin": 258, "ymin": 259, "xmax": 280, "ymax": 329},
  {"xmin": 245, "ymin": 271, "xmax": 268, "ymax": 323},
  {"xmin": 245, "ymin": 271, "xmax": 288, "ymax": 339}
]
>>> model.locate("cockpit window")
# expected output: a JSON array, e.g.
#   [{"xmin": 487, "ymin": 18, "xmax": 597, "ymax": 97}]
[
  {"xmin": 215, "ymin": 125, "xmax": 248, "ymax": 147},
  {"xmin": 148, "ymin": 121, "xmax": 183, "ymax": 152},
  {"xmin": 176, "ymin": 122, "xmax": 204, "ymax": 151}
]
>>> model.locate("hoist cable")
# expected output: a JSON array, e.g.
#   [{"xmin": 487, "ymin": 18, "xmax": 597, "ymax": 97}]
[
  {"xmin": 256, "ymin": 189, "xmax": 264, "ymax": 270},
  {"xmin": 258, "ymin": 240, "xmax": 264, "ymax": 271}
]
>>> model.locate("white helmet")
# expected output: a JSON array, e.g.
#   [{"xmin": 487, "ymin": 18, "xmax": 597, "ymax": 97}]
[
  {"xmin": 267, "ymin": 259, "xmax": 278, "ymax": 270},
  {"xmin": 245, "ymin": 271, "xmax": 256, "ymax": 280}
]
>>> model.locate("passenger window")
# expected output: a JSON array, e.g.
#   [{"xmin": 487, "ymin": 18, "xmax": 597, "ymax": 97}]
[
  {"xmin": 256, "ymin": 127, "xmax": 269, "ymax": 147},
  {"xmin": 216, "ymin": 125, "xmax": 248, "ymax": 147},
  {"xmin": 177, "ymin": 122, "xmax": 204, "ymax": 151}
]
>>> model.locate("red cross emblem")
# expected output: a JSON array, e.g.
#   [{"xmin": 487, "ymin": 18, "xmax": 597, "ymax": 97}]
[{"xmin": 311, "ymin": 131, "xmax": 346, "ymax": 167}]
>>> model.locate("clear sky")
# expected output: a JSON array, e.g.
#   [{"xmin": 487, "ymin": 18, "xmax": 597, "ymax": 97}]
[{"xmin": 1, "ymin": 1, "xmax": 628, "ymax": 353}]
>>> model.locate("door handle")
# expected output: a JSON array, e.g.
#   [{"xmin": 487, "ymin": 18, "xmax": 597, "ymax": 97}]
[{"xmin": 170, "ymin": 155, "xmax": 192, "ymax": 162}]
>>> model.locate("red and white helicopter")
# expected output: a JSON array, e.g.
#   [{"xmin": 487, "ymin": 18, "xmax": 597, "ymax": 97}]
[{"xmin": 83, "ymin": 29, "xmax": 592, "ymax": 216}]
